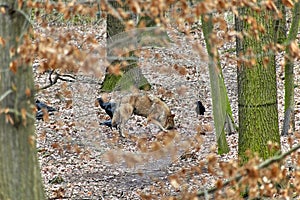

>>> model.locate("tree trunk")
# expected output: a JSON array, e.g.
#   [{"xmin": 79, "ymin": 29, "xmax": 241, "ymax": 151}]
[
  {"xmin": 137, "ymin": 15, "xmax": 172, "ymax": 47},
  {"xmin": 281, "ymin": 2, "xmax": 300, "ymax": 135},
  {"xmin": 275, "ymin": 0, "xmax": 287, "ymax": 44},
  {"xmin": 202, "ymin": 13, "xmax": 231, "ymax": 154},
  {"xmin": 236, "ymin": 7, "xmax": 281, "ymax": 164},
  {"xmin": 101, "ymin": 0, "xmax": 150, "ymax": 92},
  {"xmin": 0, "ymin": 2, "xmax": 45, "ymax": 199}
]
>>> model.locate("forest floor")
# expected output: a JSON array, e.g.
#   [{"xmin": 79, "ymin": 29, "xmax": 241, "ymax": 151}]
[{"xmin": 34, "ymin": 20, "xmax": 300, "ymax": 199}]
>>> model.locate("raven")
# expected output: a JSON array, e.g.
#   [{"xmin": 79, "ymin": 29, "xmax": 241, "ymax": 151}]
[
  {"xmin": 99, "ymin": 119, "xmax": 118, "ymax": 129},
  {"xmin": 97, "ymin": 97, "xmax": 116, "ymax": 119},
  {"xmin": 100, "ymin": 119, "xmax": 113, "ymax": 127},
  {"xmin": 97, "ymin": 97, "xmax": 117, "ymax": 128},
  {"xmin": 36, "ymin": 99, "xmax": 57, "ymax": 112},
  {"xmin": 196, "ymin": 100, "xmax": 205, "ymax": 115},
  {"xmin": 35, "ymin": 99, "xmax": 57, "ymax": 120}
]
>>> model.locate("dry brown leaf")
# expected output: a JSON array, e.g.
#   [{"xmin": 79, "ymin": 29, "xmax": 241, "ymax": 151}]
[
  {"xmin": 0, "ymin": 36, "xmax": 5, "ymax": 46},
  {"xmin": 51, "ymin": 142, "xmax": 60, "ymax": 149},
  {"xmin": 176, "ymin": 85, "xmax": 187, "ymax": 95},
  {"xmin": 5, "ymin": 114, "xmax": 14, "ymax": 125},
  {"xmin": 129, "ymin": 0, "xmax": 141, "ymax": 14},
  {"xmin": 168, "ymin": 174, "xmax": 180, "ymax": 189},
  {"xmin": 42, "ymin": 110, "xmax": 49, "ymax": 121},
  {"xmin": 0, "ymin": 6, "xmax": 6, "ymax": 14},
  {"xmin": 21, "ymin": 108, "xmax": 26, "ymax": 120},
  {"xmin": 28, "ymin": 135, "xmax": 35, "ymax": 147},
  {"xmin": 9, "ymin": 60, "xmax": 17, "ymax": 74},
  {"xmin": 25, "ymin": 88, "xmax": 31, "ymax": 97},
  {"xmin": 65, "ymin": 100, "xmax": 73, "ymax": 109},
  {"xmin": 282, "ymin": 0, "xmax": 294, "ymax": 8}
]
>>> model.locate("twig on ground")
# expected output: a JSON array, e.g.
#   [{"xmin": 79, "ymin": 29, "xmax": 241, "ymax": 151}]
[{"xmin": 39, "ymin": 70, "xmax": 76, "ymax": 90}]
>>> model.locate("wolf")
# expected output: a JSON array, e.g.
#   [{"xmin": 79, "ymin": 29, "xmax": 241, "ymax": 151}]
[{"xmin": 108, "ymin": 93, "xmax": 175, "ymax": 137}]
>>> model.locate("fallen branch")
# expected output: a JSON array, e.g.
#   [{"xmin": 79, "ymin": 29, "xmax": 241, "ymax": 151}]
[
  {"xmin": 196, "ymin": 143, "xmax": 300, "ymax": 198},
  {"xmin": 39, "ymin": 70, "xmax": 76, "ymax": 90}
]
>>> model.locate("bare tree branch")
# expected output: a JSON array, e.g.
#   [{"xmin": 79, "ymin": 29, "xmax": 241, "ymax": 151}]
[{"xmin": 0, "ymin": 90, "xmax": 12, "ymax": 102}]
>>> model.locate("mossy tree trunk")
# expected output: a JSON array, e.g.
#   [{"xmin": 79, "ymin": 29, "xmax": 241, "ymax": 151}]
[
  {"xmin": 0, "ymin": 2, "xmax": 45, "ymax": 199},
  {"xmin": 101, "ymin": 0, "xmax": 150, "ymax": 92},
  {"xmin": 236, "ymin": 7, "xmax": 281, "ymax": 164},
  {"xmin": 281, "ymin": 2, "xmax": 300, "ymax": 135},
  {"xmin": 275, "ymin": 0, "xmax": 287, "ymax": 44},
  {"xmin": 202, "ymin": 13, "xmax": 231, "ymax": 154}
]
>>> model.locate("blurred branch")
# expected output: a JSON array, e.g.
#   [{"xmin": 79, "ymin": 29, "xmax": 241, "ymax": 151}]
[
  {"xmin": 196, "ymin": 143, "xmax": 300, "ymax": 198},
  {"xmin": 0, "ymin": 90, "xmax": 12, "ymax": 102},
  {"xmin": 28, "ymin": 0, "xmax": 98, "ymax": 5}
]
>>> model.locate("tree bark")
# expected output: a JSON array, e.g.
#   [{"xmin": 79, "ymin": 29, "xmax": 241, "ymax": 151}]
[
  {"xmin": 101, "ymin": 0, "xmax": 150, "ymax": 92},
  {"xmin": 202, "ymin": 13, "xmax": 231, "ymax": 154},
  {"xmin": 0, "ymin": 2, "xmax": 45, "ymax": 199},
  {"xmin": 281, "ymin": 2, "xmax": 300, "ymax": 135},
  {"xmin": 275, "ymin": 0, "xmax": 287, "ymax": 44},
  {"xmin": 137, "ymin": 15, "xmax": 171, "ymax": 47},
  {"xmin": 236, "ymin": 7, "xmax": 281, "ymax": 164}
]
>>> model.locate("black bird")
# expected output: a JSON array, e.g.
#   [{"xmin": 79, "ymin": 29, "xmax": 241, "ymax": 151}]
[
  {"xmin": 196, "ymin": 100, "xmax": 205, "ymax": 115},
  {"xmin": 36, "ymin": 99, "xmax": 57, "ymax": 112},
  {"xmin": 97, "ymin": 97, "xmax": 116, "ymax": 119},
  {"xmin": 99, "ymin": 119, "xmax": 118, "ymax": 129},
  {"xmin": 35, "ymin": 99, "xmax": 56, "ymax": 120}
]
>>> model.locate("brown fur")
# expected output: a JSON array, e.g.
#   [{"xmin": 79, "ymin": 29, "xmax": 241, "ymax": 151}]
[{"xmin": 111, "ymin": 93, "xmax": 175, "ymax": 137}]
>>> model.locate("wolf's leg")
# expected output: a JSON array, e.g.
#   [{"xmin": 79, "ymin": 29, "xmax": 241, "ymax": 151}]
[
  {"xmin": 111, "ymin": 109, "xmax": 120, "ymax": 128},
  {"xmin": 118, "ymin": 104, "xmax": 134, "ymax": 137}
]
